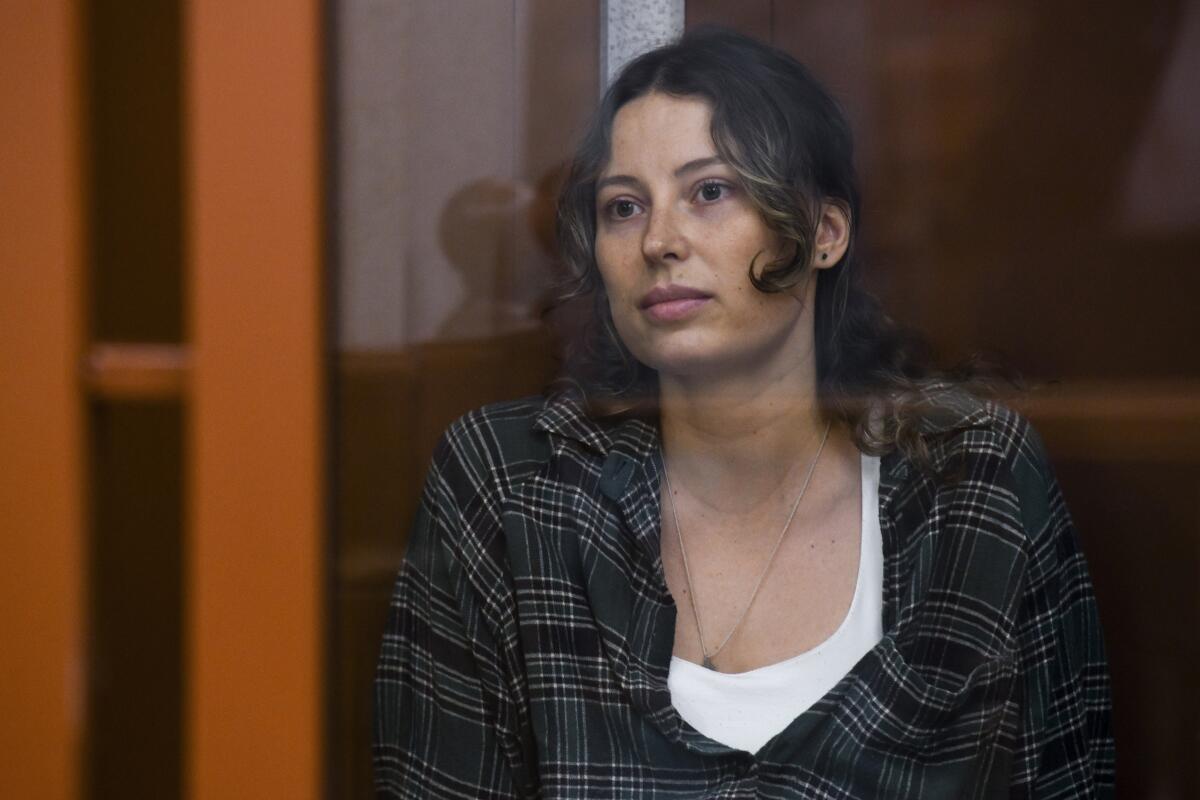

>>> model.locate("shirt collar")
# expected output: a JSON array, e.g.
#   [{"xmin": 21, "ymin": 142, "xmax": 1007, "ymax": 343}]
[
  {"xmin": 912, "ymin": 385, "xmax": 994, "ymax": 435},
  {"xmin": 533, "ymin": 387, "xmax": 658, "ymax": 459},
  {"xmin": 533, "ymin": 384, "xmax": 993, "ymax": 464}
]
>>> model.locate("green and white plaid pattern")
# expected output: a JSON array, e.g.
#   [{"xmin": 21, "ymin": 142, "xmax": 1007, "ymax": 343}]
[{"xmin": 374, "ymin": 391, "xmax": 1114, "ymax": 798}]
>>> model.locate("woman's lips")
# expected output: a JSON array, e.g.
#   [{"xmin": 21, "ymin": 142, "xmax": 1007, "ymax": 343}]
[
  {"xmin": 639, "ymin": 285, "xmax": 712, "ymax": 322},
  {"xmin": 643, "ymin": 297, "xmax": 710, "ymax": 322}
]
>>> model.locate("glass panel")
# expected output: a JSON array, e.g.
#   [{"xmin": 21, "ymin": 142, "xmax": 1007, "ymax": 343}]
[
  {"xmin": 329, "ymin": 1, "xmax": 599, "ymax": 795},
  {"xmin": 690, "ymin": 3, "xmax": 1199, "ymax": 797},
  {"xmin": 333, "ymin": 2, "xmax": 1200, "ymax": 796},
  {"xmin": 689, "ymin": 0, "xmax": 1200, "ymax": 380}
]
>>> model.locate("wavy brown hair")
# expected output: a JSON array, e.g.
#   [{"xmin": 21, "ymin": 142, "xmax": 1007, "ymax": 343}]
[{"xmin": 551, "ymin": 27, "xmax": 1015, "ymax": 470}]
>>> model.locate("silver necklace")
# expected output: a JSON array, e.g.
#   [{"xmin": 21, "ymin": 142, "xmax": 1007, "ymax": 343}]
[{"xmin": 662, "ymin": 421, "xmax": 832, "ymax": 671}]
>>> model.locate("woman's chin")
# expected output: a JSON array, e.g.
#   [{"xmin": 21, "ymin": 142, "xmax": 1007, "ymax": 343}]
[{"xmin": 643, "ymin": 349, "xmax": 750, "ymax": 384}]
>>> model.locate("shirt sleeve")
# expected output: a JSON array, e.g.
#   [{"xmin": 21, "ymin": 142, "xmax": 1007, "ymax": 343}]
[
  {"xmin": 373, "ymin": 429, "xmax": 534, "ymax": 799},
  {"xmin": 1008, "ymin": 423, "xmax": 1116, "ymax": 798}
]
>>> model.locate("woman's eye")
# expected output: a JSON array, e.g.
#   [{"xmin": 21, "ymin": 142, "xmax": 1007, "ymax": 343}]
[
  {"xmin": 608, "ymin": 199, "xmax": 641, "ymax": 219},
  {"xmin": 697, "ymin": 181, "xmax": 728, "ymax": 203}
]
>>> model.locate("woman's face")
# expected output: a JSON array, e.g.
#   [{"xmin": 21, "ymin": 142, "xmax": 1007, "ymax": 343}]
[{"xmin": 594, "ymin": 92, "xmax": 824, "ymax": 385}]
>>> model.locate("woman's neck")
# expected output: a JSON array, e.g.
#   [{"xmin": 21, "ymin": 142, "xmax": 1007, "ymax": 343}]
[{"xmin": 657, "ymin": 361, "xmax": 831, "ymax": 515}]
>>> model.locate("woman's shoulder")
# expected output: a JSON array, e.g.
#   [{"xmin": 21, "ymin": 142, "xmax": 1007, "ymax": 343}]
[
  {"xmin": 433, "ymin": 394, "xmax": 555, "ymax": 482},
  {"xmin": 447, "ymin": 383, "xmax": 637, "ymax": 451},
  {"xmin": 908, "ymin": 386, "xmax": 1050, "ymax": 477},
  {"xmin": 902, "ymin": 389, "xmax": 1072, "ymax": 553},
  {"xmin": 444, "ymin": 394, "xmax": 550, "ymax": 442},
  {"xmin": 414, "ymin": 397, "xmax": 556, "ymax": 558}
]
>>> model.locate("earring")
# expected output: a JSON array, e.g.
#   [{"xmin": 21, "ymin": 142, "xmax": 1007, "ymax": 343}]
[{"xmin": 820, "ymin": 252, "xmax": 829, "ymax": 261}]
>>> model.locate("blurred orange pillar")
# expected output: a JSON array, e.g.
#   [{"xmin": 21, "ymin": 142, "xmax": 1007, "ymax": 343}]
[
  {"xmin": 0, "ymin": 3, "xmax": 85, "ymax": 799},
  {"xmin": 185, "ymin": 1, "xmax": 325, "ymax": 798}
]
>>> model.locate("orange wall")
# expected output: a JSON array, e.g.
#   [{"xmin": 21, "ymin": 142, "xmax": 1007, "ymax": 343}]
[
  {"xmin": 0, "ymin": 3, "xmax": 85, "ymax": 798},
  {"xmin": 185, "ymin": 1, "xmax": 325, "ymax": 798}
]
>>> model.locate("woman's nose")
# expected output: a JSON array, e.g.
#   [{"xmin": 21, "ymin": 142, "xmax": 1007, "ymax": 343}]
[{"xmin": 641, "ymin": 206, "xmax": 688, "ymax": 265}]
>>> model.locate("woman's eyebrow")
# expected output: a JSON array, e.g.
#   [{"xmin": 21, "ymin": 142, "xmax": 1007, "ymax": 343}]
[
  {"xmin": 673, "ymin": 155, "xmax": 725, "ymax": 177},
  {"xmin": 596, "ymin": 156, "xmax": 727, "ymax": 195},
  {"xmin": 595, "ymin": 174, "xmax": 642, "ymax": 194}
]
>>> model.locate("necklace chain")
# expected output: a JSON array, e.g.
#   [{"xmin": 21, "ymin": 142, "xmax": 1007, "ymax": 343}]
[{"xmin": 663, "ymin": 420, "xmax": 832, "ymax": 671}]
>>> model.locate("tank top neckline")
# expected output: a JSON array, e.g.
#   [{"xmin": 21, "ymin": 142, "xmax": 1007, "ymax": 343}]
[{"xmin": 669, "ymin": 452, "xmax": 879, "ymax": 679}]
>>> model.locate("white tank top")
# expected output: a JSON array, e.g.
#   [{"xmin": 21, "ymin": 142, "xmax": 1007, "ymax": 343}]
[{"xmin": 667, "ymin": 453, "xmax": 884, "ymax": 754}]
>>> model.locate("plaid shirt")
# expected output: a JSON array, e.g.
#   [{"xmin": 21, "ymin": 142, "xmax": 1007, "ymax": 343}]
[{"xmin": 374, "ymin": 391, "xmax": 1114, "ymax": 798}]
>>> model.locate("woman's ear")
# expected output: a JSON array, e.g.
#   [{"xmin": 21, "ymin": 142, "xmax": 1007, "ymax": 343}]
[{"xmin": 810, "ymin": 202, "xmax": 851, "ymax": 270}]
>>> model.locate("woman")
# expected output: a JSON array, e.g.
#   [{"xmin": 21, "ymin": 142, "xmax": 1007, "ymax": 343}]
[{"xmin": 375, "ymin": 29, "xmax": 1114, "ymax": 798}]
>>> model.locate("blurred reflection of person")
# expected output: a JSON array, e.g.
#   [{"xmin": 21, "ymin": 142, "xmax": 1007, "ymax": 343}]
[
  {"xmin": 376, "ymin": 29, "xmax": 1114, "ymax": 798},
  {"xmin": 411, "ymin": 177, "xmax": 557, "ymax": 461},
  {"xmin": 435, "ymin": 177, "xmax": 536, "ymax": 340}
]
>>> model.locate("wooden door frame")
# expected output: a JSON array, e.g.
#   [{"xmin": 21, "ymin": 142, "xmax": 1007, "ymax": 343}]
[
  {"xmin": 0, "ymin": 3, "xmax": 86, "ymax": 798},
  {"xmin": 185, "ymin": 1, "xmax": 326, "ymax": 798}
]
